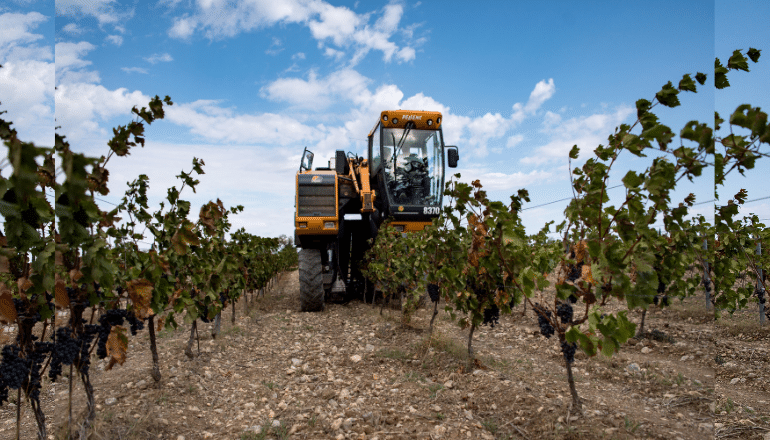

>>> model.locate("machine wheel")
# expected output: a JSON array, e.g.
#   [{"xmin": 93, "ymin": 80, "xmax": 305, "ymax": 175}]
[{"xmin": 299, "ymin": 248, "xmax": 324, "ymax": 312}]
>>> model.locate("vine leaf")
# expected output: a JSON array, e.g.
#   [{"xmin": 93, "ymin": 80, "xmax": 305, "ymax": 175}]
[
  {"xmin": 171, "ymin": 220, "xmax": 200, "ymax": 255},
  {"xmin": 69, "ymin": 269, "xmax": 83, "ymax": 283},
  {"xmin": 0, "ymin": 288, "xmax": 16, "ymax": 323},
  {"xmin": 54, "ymin": 277, "xmax": 70, "ymax": 308},
  {"xmin": 17, "ymin": 277, "xmax": 32, "ymax": 293},
  {"xmin": 106, "ymin": 325, "xmax": 129, "ymax": 370},
  {"xmin": 127, "ymin": 278, "xmax": 154, "ymax": 319},
  {"xmin": 747, "ymin": 47, "xmax": 761, "ymax": 63}
]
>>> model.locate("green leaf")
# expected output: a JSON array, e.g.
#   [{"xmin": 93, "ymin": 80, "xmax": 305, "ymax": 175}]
[
  {"xmin": 566, "ymin": 326, "xmax": 597, "ymax": 357},
  {"xmin": 727, "ymin": 49, "xmax": 749, "ymax": 72},
  {"xmin": 569, "ymin": 145, "xmax": 579, "ymax": 159},
  {"xmin": 655, "ymin": 82, "xmax": 680, "ymax": 108},
  {"xmin": 747, "ymin": 48, "xmax": 761, "ymax": 63},
  {"xmin": 694, "ymin": 72, "xmax": 707, "ymax": 85},
  {"xmin": 678, "ymin": 74, "xmax": 696, "ymax": 92},
  {"xmin": 635, "ymin": 99, "xmax": 652, "ymax": 119},
  {"xmin": 715, "ymin": 58, "xmax": 730, "ymax": 89},
  {"xmin": 622, "ymin": 171, "xmax": 643, "ymax": 189}
]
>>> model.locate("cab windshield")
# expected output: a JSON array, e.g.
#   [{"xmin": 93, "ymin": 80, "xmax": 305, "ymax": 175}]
[{"xmin": 380, "ymin": 127, "xmax": 443, "ymax": 206}]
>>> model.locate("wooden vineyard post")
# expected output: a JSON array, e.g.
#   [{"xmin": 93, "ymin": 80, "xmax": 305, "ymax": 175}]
[
  {"xmin": 703, "ymin": 238, "xmax": 712, "ymax": 309},
  {"xmin": 757, "ymin": 236, "xmax": 766, "ymax": 325}
]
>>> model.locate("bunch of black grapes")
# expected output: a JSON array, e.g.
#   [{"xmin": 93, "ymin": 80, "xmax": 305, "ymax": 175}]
[
  {"xmin": 49, "ymin": 327, "xmax": 79, "ymax": 381},
  {"xmin": 96, "ymin": 309, "xmax": 143, "ymax": 359},
  {"xmin": 567, "ymin": 262, "xmax": 583, "ymax": 282},
  {"xmin": 427, "ymin": 283, "xmax": 440, "ymax": 302},
  {"xmin": 556, "ymin": 302, "xmax": 573, "ymax": 324},
  {"xmin": 653, "ymin": 280, "xmax": 669, "ymax": 306},
  {"xmin": 0, "ymin": 345, "xmax": 29, "ymax": 404},
  {"xmin": 561, "ymin": 341, "xmax": 577, "ymax": 364},
  {"xmin": 26, "ymin": 341, "xmax": 53, "ymax": 401},
  {"xmin": 483, "ymin": 304, "xmax": 499, "ymax": 328},
  {"xmin": 533, "ymin": 303, "xmax": 554, "ymax": 338}
]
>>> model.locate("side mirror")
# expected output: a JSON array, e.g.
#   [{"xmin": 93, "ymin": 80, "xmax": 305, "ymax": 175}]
[
  {"xmin": 300, "ymin": 147, "xmax": 314, "ymax": 171},
  {"xmin": 446, "ymin": 146, "xmax": 459, "ymax": 168}
]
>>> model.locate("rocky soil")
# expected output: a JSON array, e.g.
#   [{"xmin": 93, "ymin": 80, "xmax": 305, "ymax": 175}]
[{"xmin": 1, "ymin": 270, "xmax": 769, "ymax": 439}]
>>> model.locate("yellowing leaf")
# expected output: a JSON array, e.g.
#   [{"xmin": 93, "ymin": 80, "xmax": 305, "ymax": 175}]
[
  {"xmin": 54, "ymin": 277, "xmax": 70, "ymax": 308},
  {"xmin": 156, "ymin": 316, "xmax": 165, "ymax": 332},
  {"xmin": 573, "ymin": 240, "xmax": 588, "ymax": 263},
  {"xmin": 106, "ymin": 325, "xmax": 129, "ymax": 370},
  {"xmin": 17, "ymin": 277, "xmax": 33, "ymax": 293},
  {"xmin": 0, "ymin": 288, "xmax": 16, "ymax": 323},
  {"xmin": 171, "ymin": 220, "xmax": 200, "ymax": 255},
  {"xmin": 69, "ymin": 269, "xmax": 83, "ymax": 282},
  {"xmin": 581, "ymin": 265, "xmax": 595, "ymax": 285},
  {"xmin": 127, "ymin": 279, "xmax": 154, "ymax": 319}
]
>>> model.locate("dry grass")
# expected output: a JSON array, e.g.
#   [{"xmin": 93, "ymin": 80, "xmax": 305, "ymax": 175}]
[{"xmin": 716, "ymin": 311, "xmax": 770, "ymax": 338}]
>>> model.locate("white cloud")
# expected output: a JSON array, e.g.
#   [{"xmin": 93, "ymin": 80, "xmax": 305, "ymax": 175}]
[
  {"xmin": 261, "ymin": 68, "xmax": 372, "ymax": 110},
  {"xmin": 167, "ymin": 0, "xmax": 418, "ymax": 65},
  {"xmin": 0, "ymin": 12, "xmax": 53, "ymax": 146},
  {"xmin": 164, "ymin": 100, "xmax": 319, "ymax": 145},
  {"xmin": 106, "ymin": 35, "xmax": 123, "ymax": 46},
  {"xmin": 55, "ymin": 41, "xmax": 100, "ymax": 85},
  {"xmin": 266, "ymin": 36, "xmax": 283, "ymax": 55},
  {"xmin": 520, "ymin": 105, "xmax": 635, "ymax": 165},
  {"xmin": 307, "ymin": 3, "xmax": 361, "ymax": 46},
  {"xmin": 0, "ymin": 12, "xmax": 51, "ymax": 62},
  {"xmin": 506, "ymin": 134, "xmax": 524, "ymax": 148},
  {"xmin": 169, "ymin": 16, "xmax": 197, "ymax": 39},
  {"xmin": 323, "ymin": 46, "xmax": 345, "ymax": 61},
  {"xmin": 144, "ymin": 53, "xmax": 173, "ymax": 64},
  {"xmin": 61, "ymin": 23, "xmax": 83, "ymax": 35},
  {"xmin": 511, "ymin": 78, "xmax": 555, "ymax": 123},
  {"xmin": 0, "ymin": 60, "xmax": 54, "ymax": 145},
  {"xmin": 55, "ymin": 0, "xmax": 133, "ymax": 26},
  {"xmin": 291, "ymin": 52, "xmax": 305, "ymax": 60},
  {"xmin": 96, "ymin": 140, "xmax": 303, "ymax": 238},
  {"xmin": 263, "ymin": 70, "xmax": 559, "ymax": 159},
  {"xmin": 54, "ymin": 83, "xmax": 151, "ymax": 147},
  {"xmin": 121, "ymin": 66, "xmax": 148, "ymax": 74},
  {"xmin": 542, "ymin": 110, "xmax": 561, "ymax": 127},
  {"xmin": 55, "ymin": 41, "xmax": 95, "ymax": 71},
  {"xmin": 455, "ymin": 167, "xmax": 555, "ymax": 192},
  {"xmin": 396, "ymin": 46, "xmax": 415, "ymax": 62}
]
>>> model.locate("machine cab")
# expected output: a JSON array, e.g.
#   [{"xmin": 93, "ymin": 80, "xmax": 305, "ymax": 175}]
[{"xmin": 368, "ymin": 110, "xmax": 458, "ymax": 228}]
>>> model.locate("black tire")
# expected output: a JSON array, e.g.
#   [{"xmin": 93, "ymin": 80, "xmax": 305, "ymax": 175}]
[{"xmin": 299, "ymin": 248, "xmax": 324, "ymax": 312}]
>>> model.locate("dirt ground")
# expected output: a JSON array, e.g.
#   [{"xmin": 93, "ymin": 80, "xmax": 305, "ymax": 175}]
[{"xmin": 1, "ymin": 270, "xmax": 769, "ymax": 440}]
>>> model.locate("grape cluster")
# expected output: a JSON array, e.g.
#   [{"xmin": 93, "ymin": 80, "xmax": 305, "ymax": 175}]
[
  {"xmin": 126, "ymin": 311, "xmax": 144, "ymax": 335},
  {"xmin": 556, "ymin": 302, "xmax": 573, "ymax": 324},
  {"xmin": 427, "ymin": 283, "xmax": 440, "ymax": 302},
  {"xmin": 26, "ymin": 341, "xmax": 53, "ymax": 401},
  {"xmin": 756, "ymin": 285, "xmax": 766, "ymax": 305},
  {"xmin": 96, "ymin": 309, "xmax": 128, "ymax": 358},
  {"xmin": 567, "ymin": 262, "xmax": 583, "ymax": 282},
  {"xmin": 200, "ymin": 303, "xmax": 212, "ymax": 323},
  {"xmin": 533, "ymin": 303, "xmax": 554, "ymax": 338},
  {"xmin": 0, "ymin": 345, "xmax": 30, "ymax": 404},
  {"xmin": 50, "ymin": 327, "xmax": 79, "ymax": 381},
  {"xmin": 482, "ymin": 304, "xmax": 499, "ymax": 328},
  {"xmin": 561, "ymin": 341, "xmax": 577, "ymax": 364},
  {"xmin": 568, "ymin": 294, "xmax": 578, "ymax": 304},
  {"xmin": 77, "ymin": 325, "xmax": 99, "ymax": 375}
]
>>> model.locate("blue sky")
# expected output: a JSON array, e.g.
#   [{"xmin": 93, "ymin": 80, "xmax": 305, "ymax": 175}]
[{"xmin": 1, "ymin": 0, "xmax": 768, "ymax": 242}]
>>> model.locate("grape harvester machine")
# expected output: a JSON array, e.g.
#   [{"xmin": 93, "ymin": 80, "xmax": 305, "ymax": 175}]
[{"xmin": 294, "ymin": 110, "xmax": 459, "ymax": 311}]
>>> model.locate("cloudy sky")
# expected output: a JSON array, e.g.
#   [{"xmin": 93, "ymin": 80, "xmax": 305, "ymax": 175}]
[{"xmin": 1, "ymin": 0, "xmax": 768, "ymax": 242}]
